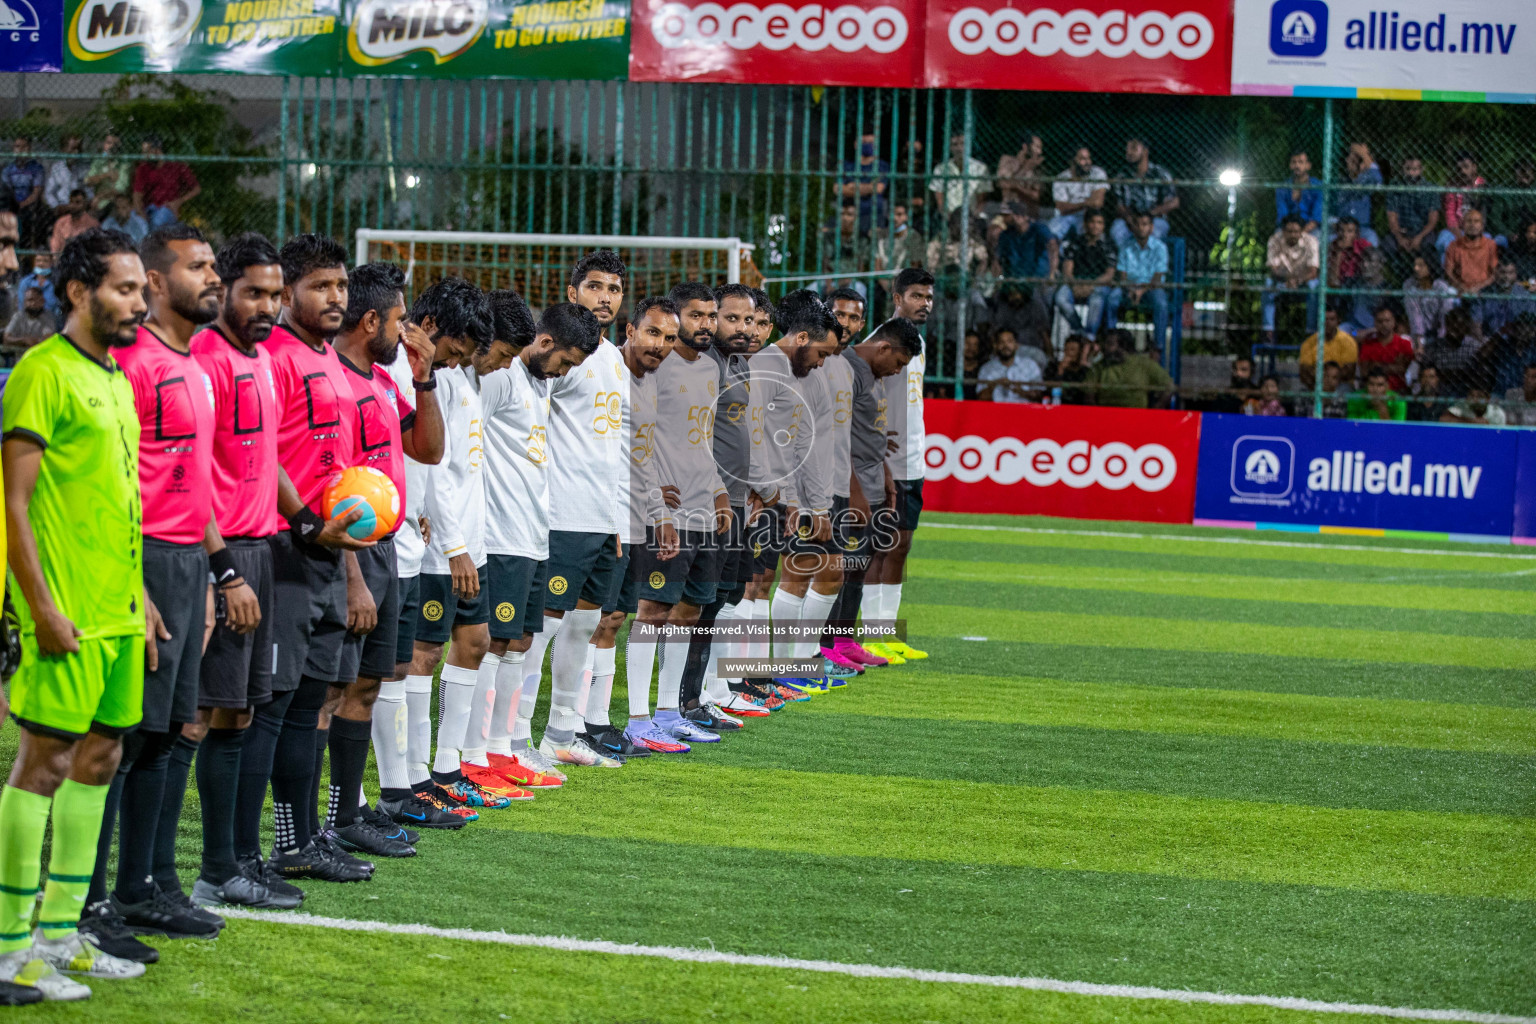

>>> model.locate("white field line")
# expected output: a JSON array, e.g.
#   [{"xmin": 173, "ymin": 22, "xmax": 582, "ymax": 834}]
[
  {"xmin": 221, "ymin": 910, "xmax": 1535, "ymax": 1024},
  {"xmin": 920, "ymin": 520, "xmax": 1536, "ymax": 561}
]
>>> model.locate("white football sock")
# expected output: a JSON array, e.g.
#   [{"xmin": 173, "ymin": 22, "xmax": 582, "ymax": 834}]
[
  {"xmin": 769, "ymin": 588, "xmax": 805, "ymax": 660},
  {"xmin": 371, "ymin": 678, "xmax": 410, "ymax": 791},
  {"xmin": 512, "ymin": 618, "xmax": 560, "ymax": 744},
  {"xmin": 752, "ymin": 598, "xmax": 772, "ymax": 659},
  {"xmin": 586, "ymin": 646, "xmax": 616, "ymax": 729},
  {"xmin": 888, "ymin": 582, "xmax": 904, "ymax": 626},
  {"xmin": 626, "ymin": 630, "xmax": 656, "ymax": 718},
  {"xmin": 546, "ymin": 608, "xmax": 600, "ymax": 742},
  {"xmin": 574, "ymin": 644, "xmax": 596, "ymax": 722},
  {"xmin": 488, "ymin": 650, "xmax": 524, "ymax": 756},
  {"xmin": 431, "ymin": 663, "xmax": 478, "ymax": 775},
  {"xmin": 656, "ymin": 627, "xmax": 688, "ymax": 710},
  {"xmin": 403, "ymin": 674, "xmax": 432, "ymax": 785},
  {"xmin": 798, "ymin": 588, "xmax": 839, "ymax": 660},
  {"xmin": 462, "ymin": 651, "xmax": 499, "ymax": 767},
  {"xmin": 861, "ymin": 583, "xmax": 888, "ymax": 633}
]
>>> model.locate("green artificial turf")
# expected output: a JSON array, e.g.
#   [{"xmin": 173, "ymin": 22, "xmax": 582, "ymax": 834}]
[{"xmin": 8, "ymin": 513, "xmax": 1535, "ymax": 1021}]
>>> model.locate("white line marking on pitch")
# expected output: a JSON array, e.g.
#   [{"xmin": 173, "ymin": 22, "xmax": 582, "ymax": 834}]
[
  {"xmin": 920, "ymin": 521, "xmax": 1536, "ymax": 561},
  {"xmin": 221, "ymin": 910, "xmax": 1534, "ymax": 1024}
]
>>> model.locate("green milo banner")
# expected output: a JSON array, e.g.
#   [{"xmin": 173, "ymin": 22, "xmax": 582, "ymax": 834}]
[
  {"xmin": 65, "ymin": 0, "xmax": 343, "ymax": 73},
  {"xmin": 340, "ymin": 0, "xmax": 628, "ymax": 78},
  {"xmin": 61, "ymin": 0, "xmax": 628, "ymax": 77}
]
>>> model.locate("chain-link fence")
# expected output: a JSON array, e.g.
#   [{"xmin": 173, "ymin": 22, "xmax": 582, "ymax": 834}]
[{"xmin": 0, "ymin": 72, "xmax": 1532, "ymax": 417}]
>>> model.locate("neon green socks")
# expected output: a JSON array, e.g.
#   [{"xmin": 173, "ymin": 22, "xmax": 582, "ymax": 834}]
[
  {"xmin": 37, "ymin": 779, "xmax": 109, "ymax": 940},
  {"xmin": 0, "ymin": 786, "xmax": 51, "ymax": 952}
]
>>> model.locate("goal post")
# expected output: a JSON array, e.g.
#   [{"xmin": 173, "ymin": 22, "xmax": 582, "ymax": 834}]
[{"xmin": 353, "ymin": 230, "xmax": 755, "ymax": 310}]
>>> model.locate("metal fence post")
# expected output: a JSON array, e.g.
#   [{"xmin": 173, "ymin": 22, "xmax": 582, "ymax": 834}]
[
  {"xmin": 276, "ymin": 76, "xmax": 289, "ymax": 242},
  {"xmin": 1312, "ymin": 97, "xmax": 1334, "ymax": 419},
  {"xmin": 955, "ymin": 89, "xmax": 974, "ymax": 400}
]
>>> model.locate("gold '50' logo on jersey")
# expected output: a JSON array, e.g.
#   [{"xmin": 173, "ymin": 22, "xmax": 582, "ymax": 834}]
[
  {"xmin": 687, "ymin": 406, "xmax": 715, "ymax": 446},
  {"xmin": 749, "ymin": 404, "xmax": 764, "ymax": 447},
  {"xmin": 594, "ymin": 391, "xmax": 622, "ymax": 436},
  {"xmin": 875, "ymin": 397, "xmax": 889, "ymax": 433},
  {"xmin": 632, "ymin": 422, "xmax": 657, "ymax": 465},
  {"xmin": 527, "ymin": 425, "xmax": 548, "ymax": 465},
  {"xmin": 834, "ymin": 389, "xmax": 852, "ymax": 425},
  {"xmin": 725, "ymin": 400, "xmax": 747, "ymax": 424},
  {"xmin": 908, "ymin": 367, "xmax": 922, "ymax": 403}
]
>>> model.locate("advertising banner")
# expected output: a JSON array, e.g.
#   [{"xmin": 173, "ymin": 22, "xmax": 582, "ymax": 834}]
[
  {"xmin": 923, "ymin": 0, "xmax": 1232, "ymax": 94},
  {"xmin": 1512, "ymin": 431, "xmax": 1536, "ymax": 545},
  {"xmin": 922, "ymin": 400, "xmax": 1200, "ymax": 523},
  {"xmin": 1193, "ymin": 413, "xmax": 1521, "ymax": 539},
  {"xmin": 341, "ymin": 0, "xmax": 629, "ymax": 78},
  {"xmin": 0, "ymin": 0, "xmax": 63, "ymax": 71},
  {"xmin": 628, "ymin": 0, "xmax": 924, "ymax": 86},
  {"xmin": 1231, "ymin": 0, "xmax": 1535, "ymax": 101},
  {"xmin": 65, "ymin": 0, "xmax": 344, "ymax": 73}
]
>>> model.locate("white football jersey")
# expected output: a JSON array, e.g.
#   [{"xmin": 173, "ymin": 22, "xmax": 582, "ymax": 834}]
[
  {"xmin": 480, "ymin": 358, "xmax": 552, "ymax": 561},
  {"xmin": 385, "ymin": 356, "xmax": 428, "ymax": 578},
  {"xmin": 546, "ymin": 341, "xmax": 626, "ymax": 535},
  {"xmin": 421, "ymin": 366, "xmax": 487, "ymax": 573},
  {"xmin": 884, "ymin": 349, "xmax": 925, "ymax": 480}
]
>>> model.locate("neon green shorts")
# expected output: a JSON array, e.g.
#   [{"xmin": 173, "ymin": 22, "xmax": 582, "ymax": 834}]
[{"xmin": 10, "ymin": 634, "xmax": 145, "ymax": 739}]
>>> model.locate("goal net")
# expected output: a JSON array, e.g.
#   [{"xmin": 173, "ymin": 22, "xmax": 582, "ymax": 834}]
[{"xmin": 353, "ymin": 230, "xmax": 756, "ymax": 312}]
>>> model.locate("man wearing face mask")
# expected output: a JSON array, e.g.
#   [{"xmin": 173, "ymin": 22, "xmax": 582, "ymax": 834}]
[
  {"xmin": 90, "ymin": 225, "xmax": 254, "ymax": 945},
  {"xmin": 839, "ymin": 128, "xmax": 891, "ymax": 233}
]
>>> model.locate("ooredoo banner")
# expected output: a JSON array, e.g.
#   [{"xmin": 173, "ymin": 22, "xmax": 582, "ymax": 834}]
[
  {"xmin": 923, "ymin": 0, "xmax": 1232, "ymax": 94},
  {"xmin": 922, "ymin": 400, "xmax": 1200, "ymax": 523},
  {"xmin": 1231, "ymin": 0, "xmax": 1535, "ymax": 100},
  {"xmin": 628, "ymin": 0, "xmax": 924, "ymax": 85},
  {"xmin": 1194, "ymin": 413, "xmax": 1521, "ymax": 539}
]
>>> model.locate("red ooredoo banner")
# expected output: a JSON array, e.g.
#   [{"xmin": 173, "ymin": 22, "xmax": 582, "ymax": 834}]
[
  {"xmin": 628, "ymin": 0, "xmax": 925, "ymax": 85},
  {"xmin": 921, "ymin": 0, "xmax": 1232, "ymax": 94},
  {"xmin": 922, "ymin": 400, "xmax": 1200, "ymax": 523}
]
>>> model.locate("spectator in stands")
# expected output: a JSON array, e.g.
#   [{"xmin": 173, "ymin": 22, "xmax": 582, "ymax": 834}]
[
  {"xmin": 100, "ymin": 191, "xmax": 149, "ymax": 246},
  {"xmin": 1332, "ymin": 143, "xmax": 1382, "ymax": 244},
  {"xmin": 895, "ymin": 138, "xmax": 929, "ymax": 232},
  {"xmin": 1383, "ymin": 156, "xmax": 1441, "ymax": 275},
  {"xmin": 978, "ymin": 328, "xmax": 1042, "ymax": 402},
  {"xmin": 1406, "ymin": 364, "xmax": 1444, "ymax": 421},
  {"xmin": 1487, "ymin": 313, "xmax": 1536, "ymax": 397},
  {"xmin": 1489, "ymin": 159, "xmax": 1534, "ymax": 246},
  {"xmin": 1356, "ymin": 305, "xmax": 1415, "ymax": 394},
  {"xmin": 1346, "ymin": 249, "xmax": 1389, "ymax": 333},
  {"xmin": 1276, "ymin": 150, "xmax": 1323, "ymax": 233},
  {"xmin": 1444, "ymin": 208, "xmax": 1499, "ymax": 297},
  {"xmin": 1510, "ymin": 220, "xmax": 1536, "ymax": 282},
  {"xmin": 1245, "ymin": 375, "xmax": 1288, "ymax": 416},
  {"xmin": 1422, "ymin": 306, "xmax": 1483, "ymax": 393},
  {"xmin": 1262, "ymin": 214, "xmax": 1320, "ymax": 340},
  {"xmin": 1212, "ymin": 355, "xmax": 1257, "ymax": 413},
  {"xmin": 839, "ymin": 127, "xmax": 890, "ymax": 232},
  {"xmin": 1298, "ymin": 306, "xmax": 1358, "ymax": 390},
  {"xmin": 2, "ymin": 137, "xmax": 46, "ymax": 245},
  {"xmin": 1403, "ymin": 253, "xmax": 1455, "ymax": 344},
  {"xmin": 995, "ymin": 132, "xmax": 1047, "ymax": 217},
  {"xmin": 1114, "ymin": 211, "xmax": 1169, "ymax": 352},
  {"xmin": 1110, "ymin": 137, "xmax": 1177, "ymax": 246},
  {"xmin": 876, "ymin": 201, "xmax": 918, "ymax": 272},
  {"xmin": 1477, "ymin": 259, "xmax": 1528, "ymax": 334},
  {"xmin": 1053, "ymin": 208, "xmax": 1117, "ymax": 335},
  {"xmin": 1436, "ymin": 152, "xmax": 1486, "ymax": 257},
  {"xmin": 43, "ymin": 134, "xmax": 89, "ymax": 217},
  {"xmin": 1043, "ymin": 334, "xmax": 1090, "ymax": 404},
  {"xmin": 961, "ymin": 329, "xmax": 983, "ymax": 398},
  {"xmin": 1347, "ymin": 367, "xmax": 1407, "ymax": 421},
  {"xmin": 989, "ymin": 283, "xmax": 1050, "ymax": 349},
  {"xmin": 1085, "ymin": 327, "xmax": 1172, "ymax": 408},
  {"xmin": 1049, "ymin": 146, "xmax": 1108, "ymax": 239},
  {"xmin": 928, "ymin": 132, "xmax": 987, "ymax": 219},
  {"xmin": 1327, "ymin": 216, "xmax": 1373, "ymax": 288},
  {"xmin": 17, "ymin": 250, "xmax": 56, "ymax": 318},
  {"xmin": 822, "ymin": 200, "xmax": 874, "ymax": 287},
  {"xmin": 48, "ymin": 188, "xmax": 98, "ymax": 254},
  {"xmin": 995, "ymin": 202, "xmax": 1058, "ymax": 288},
  {"xmin": 132, "ymin": 135, "xmax": 200, "ymax": 228},
  {"xmin": 2, "ymin": 285, "xmax": 54, "ymax": 354},
  {"xmin": 1502, "ymin": 362, "xmax": 1536, "ymax": 426},
  {"xmin": 1441, "ymin": 381, "xmax": 1506, "ymax": 425},
  {"xmin": 84, "ymin": 132, "xmax": 131, "ymax": 215},
  {"xmin": 1303, "ymin": 361, "xmax": 1351, "ymax": 418}
]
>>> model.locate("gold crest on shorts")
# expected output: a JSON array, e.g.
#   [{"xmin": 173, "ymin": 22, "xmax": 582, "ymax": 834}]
[
  {"xmin": 648, "ymin": 571, "xmax": 665, "ymax": 589},
  {"xmin": 422, "ymin": 600, "xmax": 444, "ymax": 622},
  {"xmin": 495, "ymin": 602, "xmax": 516, "ymax": 622},
  {"xmin": 548, "ymin": 576, "xmax": 569, "ymax": 596}
]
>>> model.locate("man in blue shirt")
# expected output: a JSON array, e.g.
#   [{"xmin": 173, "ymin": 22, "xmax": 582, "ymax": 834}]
[
  {"xmin": 995, "ymin": 204, "xmax": 1057, "ymax": 284},
  {"xmin": 1336, "ymin": 143, "xmax": 1381, "ymax": 245},
  {"xmin": 838, "ymin": 129, "xmax": 891, "ymax": 233},
  {"xmin": 1114, "ymin": 212, "xmax": 1170, "ymax": 352},
  {"xmin": 1276, "ymin": 150, "xmax": 1322, "ymax": 234},
  {"xmin": 2, "ymin": 137, "xmax": 46, "ymax": 246},
  {"xmin": 16, "ymin": 251, "xmax": 57, "ymax": 318}
]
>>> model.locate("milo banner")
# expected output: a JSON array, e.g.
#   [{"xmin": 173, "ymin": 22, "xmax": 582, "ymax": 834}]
[
  {"xmin": 339, "ymin": 0, "xmax": 629, "ymax": 78},
  {"xmin": 65, "ymin": 0, "xmax": 343, "ymax": 73}
]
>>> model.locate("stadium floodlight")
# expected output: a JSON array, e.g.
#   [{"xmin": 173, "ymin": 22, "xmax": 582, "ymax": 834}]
[
  {"xmin": 353, "ymin": 230, "xmax": 756, "ymax": 306},
  {"xmin": 1219, "ymin": 168, "xmax": 1242, "ymax": 188}
]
